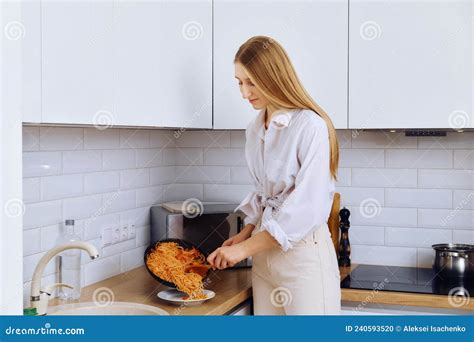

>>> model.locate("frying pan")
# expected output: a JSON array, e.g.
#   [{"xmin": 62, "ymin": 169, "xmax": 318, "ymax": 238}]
[{"xmin": 144, "ymin": 238, "xmax": 210, "ymax": 289}]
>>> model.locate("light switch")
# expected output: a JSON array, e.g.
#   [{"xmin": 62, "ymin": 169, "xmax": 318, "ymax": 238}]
[{"xmin": 101, "ymin": 227, "xmax": 113, "ymax": 246}]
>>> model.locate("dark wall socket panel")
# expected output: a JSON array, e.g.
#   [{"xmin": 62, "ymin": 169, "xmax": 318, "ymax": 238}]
[{"xmin": 405, "ymin": 130, "xmax": 447, "ymax": 137}]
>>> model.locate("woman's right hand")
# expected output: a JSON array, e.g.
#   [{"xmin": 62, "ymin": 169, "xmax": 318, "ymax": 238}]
[{"xmin": 222, "ymin": 224, "xmax": 255, "ymax": 247}]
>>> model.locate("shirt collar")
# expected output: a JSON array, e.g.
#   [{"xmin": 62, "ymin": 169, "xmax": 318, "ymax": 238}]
[{"xmin": 255, "ymin": 108, "xmax": 299, "ymax": 140}]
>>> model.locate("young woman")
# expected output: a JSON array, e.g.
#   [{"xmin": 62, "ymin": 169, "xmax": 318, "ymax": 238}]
[{"xmin": 207, "ymin": 36, "xmax": 341, "ymax": 315}]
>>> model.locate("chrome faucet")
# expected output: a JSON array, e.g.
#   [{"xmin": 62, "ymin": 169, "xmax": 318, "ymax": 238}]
[{"xmin": 30, "ymin": 241, "xmax": 99, "ymax": 315}]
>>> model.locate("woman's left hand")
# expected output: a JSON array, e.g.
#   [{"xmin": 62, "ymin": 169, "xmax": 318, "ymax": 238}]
[{"xmin": 207, "ymin": 244, "xmax": 248, "ymax": 270}]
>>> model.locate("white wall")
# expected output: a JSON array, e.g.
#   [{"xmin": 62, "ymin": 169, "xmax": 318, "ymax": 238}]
[{"xmin": 1, "ymin": 1, "xmax": 24, "ymax": 315}]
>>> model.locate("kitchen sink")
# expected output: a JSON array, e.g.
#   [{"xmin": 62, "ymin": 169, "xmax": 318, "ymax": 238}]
[{"xmin": 48, "ymin": 302, "xmax": 169, "ymax": 315}]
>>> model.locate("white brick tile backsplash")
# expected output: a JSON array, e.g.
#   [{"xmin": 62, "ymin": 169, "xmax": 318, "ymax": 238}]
[
  {"xmin": 24, "ymin": 200, "xmax": 62, "ymax": 230},
  {"xmin": 351, "ymin": 168, "xmax": 417, "ymax": 188},
  {"xmin": 23, "ymin": 228, "xmax": 41, "ymax": 256},
  {"xmin": 203, "ymin": 184, "xmax": 255, "ymax": 203},
  {"xmin": 418, "ymin": 132, "xmax": 474, "ymax": 149},
  {"xmin": 335, "ymin": 168, "xmax": 351, "ymax": 187},
  {"xmin": 150, "ymin": 130, "xmax": 175, "ymax": 148},
  {"xmin": 41, "ymin": 174, "xmax": 83, "ymax": 200},
  {"xmin": 83, "ymin": 213, "xmax": 120, "ymax": 241},
  {"xmin": 23, "ymin": 151, "xmax": 62, "ymax": 177},
  {"xmin": 23, "ymin": 177, "xmax": 40, "ymax": 203},
  {"xmin": 349, "ymin": 225, "xmax": 385, "ymax": 245},
  {"xmin": 120, "ymin": 129, "xmax": 150, "ymax": 149},
  {"xmin": 385, "ymin": 149, "xmax": 452, "ymax": 169},
  {"xmin": 416, "ymin": 248, "xmax": 436, "ymax": 268},
  {"xmin": 453, "ymin": 190, "xmax": 474, "ymax": 210},
  {"xmin": 84, "ymin": 171, "xmax": 120, "ymax": 194},
  {"xmin": 163, "ymin": 184, "xmax": 203, "ymax": 201},
  {"xmin": 120, "ymin": 246, "xmax": 147, "ymax": 272},
  {"xmin": 350, "ymin": 206, "xmax": 417, "ymax": 227},
  {"xmin": 336, "ymin": 187, "xmax": 384, "ymax": 207},
  {"xmin": 120, "ymin": 207, "xmax": 150, "ymax": 228},
  {"xmin": 103, "ymin": 190, "xmax": 136, "ymax": 214},
  {"xmin": 175, "ymin": 148, "xmax": 203, "ymax": 166},
  {"xmin": 21, "ymin": 126, "xmax": 474, "ymax": 290},
  {"xmin": 101, "ymin": 239, "xmax": 136, "ymax": 258},
  {"xmin": 339, "ymin": 149, "xmax": 384, "ymax": 168},
  {"xmin": 63, "ymin": 150, "xmax": 102, "ymax": 174},
  {"xmin": 453, "ymin": 229, "xmax": 474, "ymax": 244},
  {"xmin": 175, "ymin": 166, "xmax": 231, "ymax": 184},
  {"xmin": 203, "ymin": 148, "xmax": 247, "ymax": 166},
  {"xmin": 150, "ymin": 166, "xmax": 175, "ymax": 185},
  {"xmin": 418, "ymin": 209, "xmax": 473, "ymax": 229},
  {"xmin": 351, "ymin": 245, "xmax": 417, "ymax": 267},
  {"xmin": 102, "ymin": 149, "xmax": 135, "ymax": 170},
  {"xmin": 385, "ymin": 227, "xmax": 452, "ymax": 248},
  {"xmin": 230, "ymin": 166, "xmax": 253, "ymax": 184},
  {"xmin": 84, "ymin": 128, "xmax": 120, "ymax": 149},
  {"xmin": 84, "ymin": 255, "xmax": 121, "ymax": 286},
  {"xmin": 162, "ymin": 149, "xmax": 176, "ymax": 166},
  {"xmin": 120, "ymin": 169, "xmax": 150, "ymax": 189},
  {"xmin": 336, "ymin": 130, "xmax": 351, "ymax": 149},
  {"xmin": 23, "ymin": 126, "xmax": 40, "ymax": 151},
  {"xmin": 418, "ymin": 169, "xmax": 473, "ymax": 189},
  {"xmin": 136, "ymin": 186, "xmax": 163, "ymax": 207},
  {"xmin": 40, "ymin": 223, "xmax": 62, "ymax": 251},
  {"xmin": 136, "ymin": 225, "xmax": 151, "ymax": 247},
  {"xmin": 136, "ymin": 149, "xmax": 163, "ymax": 167},
  {"xmin": 385, "ymin": 188, "xmax": 452, "ymax": 209},
  {"xmin": 351, "ymin": 131, "xmax": 417, "ymax": 149},
  {"xmin": 230, "ymin": 131, "xmax": 246, "ymax": 148},
  {"xmin": 453, "ymin": 150, "xmax": 474, "ymax": 169},
  {"xmin": 63, "ymin": 194, "xmax": 102, "ymax": 220},
  {"xmin": 174, "ymin": 131, "xmax": 230, "ymax": 148},
  {"xmin": 40, "ymin": 127, "xmax": 83, "ymax": 151}
]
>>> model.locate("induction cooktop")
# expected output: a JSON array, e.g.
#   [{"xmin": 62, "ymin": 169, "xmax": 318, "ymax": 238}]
[{"xmin": 340, "ymin": 264, "xmax": 473, "ymax": 296}]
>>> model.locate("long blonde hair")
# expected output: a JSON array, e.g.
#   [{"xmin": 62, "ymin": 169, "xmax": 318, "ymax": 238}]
[{"xmin": 235, "ymin": 36, "xmax": 339, "ymax": 181}]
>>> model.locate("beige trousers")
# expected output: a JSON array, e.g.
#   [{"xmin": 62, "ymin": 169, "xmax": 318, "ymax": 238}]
[{"xmin": 251, "ymin": 218, "xmax": 341, "ymax": 315}]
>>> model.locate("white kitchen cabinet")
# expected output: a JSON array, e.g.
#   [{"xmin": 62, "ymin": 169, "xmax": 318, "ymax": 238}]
[
  {"xmin": 21, "ymin": 1, "xmax": 42, "ymax": 123},
  {"xmin": 113, "ymin": 0, "xmax": 212, "ymax": 128},
  {"xmin": 213, "ymin": 0, "xmax": 349, "ymax": 129},
  {"xmin": 40, "ymin": 0, "xmax": 212, "ymax": 128},
  {"xmin": 41, "ymin": 0, "xmax": 114, "ymax": 125},
  {"xmin": 349, "ymin": 0, "xmax": 472, "ymax": 129}
]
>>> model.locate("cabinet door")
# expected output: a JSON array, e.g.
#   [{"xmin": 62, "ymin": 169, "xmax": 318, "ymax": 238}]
[
  {"xmin": 41, "ymin": 0, "xmax": 114, "ymax": 125},
  {"xmin": 21, "ymin": 1, "xmax": 41, "ymax": 123},
  {"xmin": 214, "ymin": 0, "xmax": 349, "ymax": 129},
  {"xmin": 349, "ymin": 0, "xmax": 472, "ymax": 129},
  {"xmin": 114, "ymin": 0, "xmax": 212, "ymax": 128}
]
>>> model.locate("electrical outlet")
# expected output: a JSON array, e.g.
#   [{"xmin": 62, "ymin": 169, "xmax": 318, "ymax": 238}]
[
  {"xmin": 121, "ymin": 225, "xmax": 129, "ymax": 241},
  {"xmin": 128, "ymin": 224, "xmax": 136, "ymax": 239},
  {"xmin": 112, "ymin": 228, "xmax": 120, "ymax": 244}
]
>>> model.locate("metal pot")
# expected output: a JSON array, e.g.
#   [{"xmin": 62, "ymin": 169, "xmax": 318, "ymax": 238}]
[{"xmin": 432, "ymin": 244, "xmax": 474, "ymax": 279}]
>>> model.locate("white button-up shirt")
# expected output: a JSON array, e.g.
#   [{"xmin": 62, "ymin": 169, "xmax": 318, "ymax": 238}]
[{"xmin": 234, "ymin": 108, "xmax": 336, "ymax": 251}]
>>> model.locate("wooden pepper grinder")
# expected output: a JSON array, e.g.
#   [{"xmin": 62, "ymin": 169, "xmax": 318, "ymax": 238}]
[{"xmin": 338, "ymin": 207, "xmax": 351, "ymax": 267}]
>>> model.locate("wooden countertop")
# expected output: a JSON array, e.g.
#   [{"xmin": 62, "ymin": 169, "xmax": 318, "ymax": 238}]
[
  {"xmin": 50, "ymin": 263, "xmax": 473, "ymax": 314},
  {"xmin": 50, "ymin": 266, "xmax": 253, "ymax": 315}
]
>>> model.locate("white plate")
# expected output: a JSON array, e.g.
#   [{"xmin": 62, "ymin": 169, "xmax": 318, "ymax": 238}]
[{"xmin": 157, "ymin": 289, "xmax": 215, "ymax": 306}]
